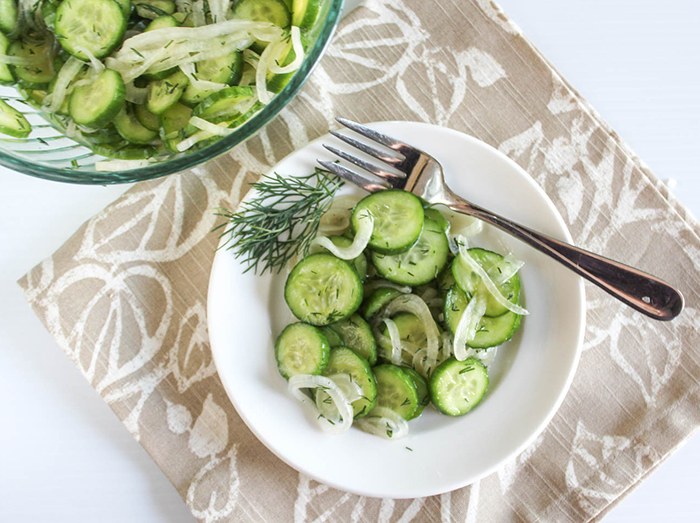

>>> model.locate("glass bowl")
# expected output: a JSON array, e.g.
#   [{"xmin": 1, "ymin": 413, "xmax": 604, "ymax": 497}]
[{"xmin": 0, "ymin": 0, "xmax": 344, "ymax": 185}]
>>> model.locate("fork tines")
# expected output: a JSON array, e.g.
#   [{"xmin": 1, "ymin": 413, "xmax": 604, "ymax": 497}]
[{"xmin": 319, "ymin": 118, "xmax": 411, "ymax": 191}]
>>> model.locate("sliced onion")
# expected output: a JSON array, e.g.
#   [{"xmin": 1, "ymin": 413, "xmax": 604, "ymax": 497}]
[
  {"xmin": 363, "ymin": 280, "xmax": 412, "ymax": 295},
  {"xmin": 453, "ymin": 288, "xmax": 487, "ymax": 361},
  {"xmin": 179, "ymin": 62, "xmax": 228, "ymax": 91},
  {"xmin": 355, "ymin": 407, "xmax": 409, "ymax": 440},
  {"xmin": 95, "ymin": 159, "xmax": 152, "ymax": 171},
  {"xmin": 0, "ymin": 54, "xmax": 34, "ymax": 66},
  {"xmin": 383, "ymin": 294, "xmax": 439, "ymax": 377},
  {"xmin": 189, "ymin": 116, "xmax": 234, "ymax": 136},
  {"xmin": 45, "ymin": 56, "xmax": 84, "ymax": 113},
  {"xmin": 288, "ymin": 375, "xmax": 354, "ymax": 435},
  {"xmin": 312, "ymin": 210, "xmax": 373, "ymax": 260},
  {"xmin": 477, "ymin": 347, "xmax": 498, "ymax": 367},
  {"xmin": 456, "ymin": 235, "xmax": 529, "ymax": 315},
  {"xmin": 382, "ymin": 318, "xmax": 403, "ymax": 366},
  {"xmin": 255, "ymin": 38, "xmax": 278, "ymax": 104},
  {"xmin": 73, "ymin": 46, "xmax": 104, "ymax": 75},
  {"xmin": 176, "ymin": 130, "xmax": 212, "ymax": 152},
  {"xmin": 438, "ymin": 331, "xmax": 453, "ymax": 364},
  {"xmin": 489, "ymin": 253, "xmax": 524, "ymax": 286},
  {"xmin": 267, "ymin": 26, "xmax": 304, "ymax": 74}
]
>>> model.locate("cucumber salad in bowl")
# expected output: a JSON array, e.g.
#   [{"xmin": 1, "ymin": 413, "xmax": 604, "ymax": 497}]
[
  {"xmin": 219, "ymin": 169, "xmax": 528, "ymax": 440},
  {"xmin": 0, "ymin": 0, "xmax": 320, "ymax": 169}
]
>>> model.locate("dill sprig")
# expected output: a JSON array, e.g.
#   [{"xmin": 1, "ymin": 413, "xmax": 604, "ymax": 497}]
[{"xmin": 213, "ymin": 168, "xmax": 343, "ymax": 274}]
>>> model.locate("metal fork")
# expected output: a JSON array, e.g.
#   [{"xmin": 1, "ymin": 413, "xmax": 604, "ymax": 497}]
[{"xmin": 318, "ymin": 117, "xmax": 684, "ymax": 321}]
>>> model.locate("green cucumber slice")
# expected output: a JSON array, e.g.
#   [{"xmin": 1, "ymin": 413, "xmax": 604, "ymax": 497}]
[
  {"xmin": 181, "ymin": 52, "xmax": 243, "ymax": 106},
  {"xmin": 361, "ymin": 287, "xmax": 402, "ymax": 320},
  {"xmin": 91, "ymin": 141, "xmax": 158, "ymax": 159},
  {"xmin": 146, "ymin": 69, "xmax": 188, "ymax": 115},
  {"xmin": 265, "ymin": 32, "xmax": 307, "ymax": 93},
  {"xmin": 69, "ymin": 68, "xmax": 126, "ymax": 128},
  {"xmin": 436, "ymin": 263, "xmax": 456, "ymax": 296},
  {"xmin": 401, "ymin": 366, "xmax": 430, "ymax": 419},
  {"xmin": 309, "ymin": 235, "xmax": 368, "ymax": 281},
  {"xmin": 134, "ymin": 0, "xmax": 175, "ymax": 19},
  {"xmin": 424, "ymin": 206, "xmax": 449, "ymax": 233},
  {"xmin": 452, "ymin": 248, "xmax": 521, "ymax": 317},
  {"xmin": 444, "ymin": 285, "xmax": 521, "ymax": 349},
  {"xmin": 327, "ymin": 313, "xmax": 377, "ymax": 365},
  {"xmin": 370, "ymin": 364, "xmax": 418, "ymax": 420},
  {"xmin": 114, "ymin": 0, "xmax": 131, "ymax": 17},
  {"xmin": 284, "ymin": 253, "xmax": 363, "ymax": 326},
  {"xmin": 0, "ymin": 32, "xmax": 14, "ymax": 85},
  {"xmin": 56, "ymin": 0, "xmax": 126, "ymax": 60},
  {"xmin": 115, "ymin": 105, "xmax": 159, "ymax": 144},
  {"xmin": 231, "ymin": 0, "xmax": 291, "ymax": 52},
  {"xmin": 376, "ymin": 312, "xmax": 427, "ymax": 366},
  {"xmin": 322, "ymin": 347, "xmax": 376, "ymax": 419},
  {"xmin": 0, "ymin": 98, "xmax": 30, "ymax": 137},
  {"xmin": 371, "ymin": 217, "xmax": 449, "ymax": 286},
  {"xmin": 292, "ymin": 0, "xmax": 322, "ymax": 31},
  {"xmin": 192, "ymin": 86, "xmax": 254, "ymax": 120},
  {"xmin": 319, "ymin": 326, "xmax": 343, "ymax": 347},
  {"xmin": 352, "ymin": 190, "xmax": 424, "ymax": 254},
  {"xmin": 134, "ymin": 104, "xmax": 160, "ymax": 131},
  {"xmin": 158, "ymin": 101, "xmax": 191, "ymax": 151},
  {"xmin": 430, "ymin": 357, "xmax": 488, "ymax": 416},
  {"xmin": 275, "ymin": 322, "xmax": 330, "ymax": 379},
  {"xmin": 145, "ymin": 14, "xmax": 178, "ymax": 31},
  {"xmin": 8, "ymin": 38, "xmax": 59, "ymax": 89},
  {"xmin": 0, "ymin": 0, "xmax": 18, "ymax": 36}
]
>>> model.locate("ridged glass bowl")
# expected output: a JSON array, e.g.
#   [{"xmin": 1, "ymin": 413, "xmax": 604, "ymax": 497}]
[{"xmin": 0, "ymin": 0, "xmax": 344, "ymax": 185}]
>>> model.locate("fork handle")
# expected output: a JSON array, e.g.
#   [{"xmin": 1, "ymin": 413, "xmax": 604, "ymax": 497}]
[{"xmin": 444, "ymin": 194, "xmax": 684, "ymax": 321}]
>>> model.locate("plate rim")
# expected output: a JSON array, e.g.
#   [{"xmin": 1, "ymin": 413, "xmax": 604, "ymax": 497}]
[{"xmin": 207, "ymin": 122, "xmax": 586, "ymax": 498}]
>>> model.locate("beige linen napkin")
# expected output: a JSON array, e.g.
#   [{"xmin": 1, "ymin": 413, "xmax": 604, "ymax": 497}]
[{"xmin": 19, "ymin": 0, "xmax": 700, "ymax": 521}]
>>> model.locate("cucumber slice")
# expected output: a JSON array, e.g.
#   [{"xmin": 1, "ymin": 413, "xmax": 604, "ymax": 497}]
[
  {"xmin": 370, "ymin": 364, "xmax": 418, "ymax": 420},
  {"xmin": 0, "ymin": 0, "xmax": 18, "ymax": 36},
  {"xmin": 444, "ymin": 285, "xmax": 521, "ymax": 349},
  {"xmin": 145, "ymin": 14, "xmax": 178, "ymax": 31},
  {"xmin": 56, "ymin": 0, "xmax": 126, "ymax": 60},
  {"xmin": 114, "ymin": 0, "xmax": 131, "ymax": 17},
  {"xmin": 134, "ymin": 0, "xmax": 175, "ymax": 19},
  {"xmin": 436, "ymin": 263, "xmax": 456, "ymax": 296},
  {"xmin": 310, "ymin": 235, "xmax": 367, "ymax": 281},
  {"xmin": 79, "ymin": 125, "xmax": 122, "ymax": 145},
  {"xmin": 265, "ymin": 32, "xmax": 307, "ymax": 93},
  {"xmin": 322, "ymin": 347, "xmax": 376, "ymax": 419},
  {"xmin": 134, "ymin": 103, "xmax": 160, "ymax": 131},
  {"xmin": 401, "ymin": 366, "xmax": 430, "ymax": 419},
  {"xmin": 181, "ymin": 52, "xmax": 243, "ymax": 106},
  {"xmin": 146, "ymin": 69, "xmax": 188, "ymax": 115},
  {"xmin": 0, "ymin": 98, "xmax": 30, "ymax": 137},
  {"xmin": 158, "ymin": 101, "xmax": 191, "ymax": 151},
  {"xmin": 361, "ymin": 287, "xmax": 402, "ymax": 320},
  {"xmin": 327, "ymin": 313, "xmax": 377, "ymax": 365},
  {"xmin": 115, "ymin": 105, "xmax": 159, "ymax": 144},
  {"xmin": 424, "ymin": 207, "xmax": 449, "ymax": 233},
  {"xmin": 69, "ymin": 69, "xmax": 126, "ymax": 128},
  {"xmin": 452, "ymin": 248, "xmax": 521, "ymax": 317},
  {"xmin": 275, "ymin": 322, "xmax": 330, "ymax": 379},
  {"xmin": 172, "ymin": 11, "xmax": 193, "ymax": 26},
  {"xmin": 0, "ymin": 32, "xmax": 14, "ymax": 85},
  {"xmin": 352, "ymin": 190, "xmax": 424, "ymax": 254},
  {"xmin": 371, "ymin": 217, "xmax": 449, "ymax": 286},
  {"xmin": 91, "ymin": 141, "xmax": 158, "ymax": 159},
  {"xmin": 284, "ymin": 253, "xmax": 363, "ymax": 326},
  {"xmin": 8, "ymin": 38, "xmax": 59, "ymax": 89},
  {"xmin": 376, "ymin": 312, "xmax": 427, "ymax": 366},
  {"xmin": 19, "ymin": 88, "xmax": 47, "ymax": 108},
  {"xmin": 192, "ymin": 86, "xmax": 254, "ymax": 120},
  {"xmin": 231, "ymin": 0, "xmax": 291, "ymax": 52},
  {"xmin": 430, "ymin": 357, "xmax": 488, "ymax": 416},
  {"xmin": 292, "ymin": 0, "xmax": 322, "ymax": 32},
  {"xmin": 319, "ymin": 326, "xmax": 343, "ymax": 348}
]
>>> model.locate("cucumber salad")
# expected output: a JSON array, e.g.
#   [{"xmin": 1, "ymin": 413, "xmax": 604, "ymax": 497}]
[
  {"xmin": 0, "ymin": 0, "xmax": 318, "ymax": 168},
  {"xmin": 276, "ymin": 189, "xmax": 529, "ymax": 439}
]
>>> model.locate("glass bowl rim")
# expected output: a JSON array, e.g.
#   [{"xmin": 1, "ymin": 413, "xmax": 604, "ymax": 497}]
[{"xmin": 0, "ymin": 0, "xmax": 345, "ymax": 185}]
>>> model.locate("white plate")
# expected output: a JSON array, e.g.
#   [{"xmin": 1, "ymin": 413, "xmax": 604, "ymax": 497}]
[{"xmin": 207, "ymin": 122, "xmax": 585, "ymax": 499}]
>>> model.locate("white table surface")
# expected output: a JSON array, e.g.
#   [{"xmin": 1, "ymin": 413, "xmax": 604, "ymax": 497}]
[{"xmin": 1, "ymin": 1, "xmax": 698, "ymax": 521}]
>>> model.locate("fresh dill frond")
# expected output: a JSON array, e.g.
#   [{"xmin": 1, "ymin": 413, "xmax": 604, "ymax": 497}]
[{"xmin": 213, "ymin": 168, "xmax": 343, "ymax": 274}]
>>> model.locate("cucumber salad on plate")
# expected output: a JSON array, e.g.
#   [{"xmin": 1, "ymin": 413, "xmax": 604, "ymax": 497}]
[
  {"xmin": 220, "ymin": 169, "xmax": 529, "ymax": 440},
  {"xmin": 0, "ymin": 0, "xmax": 318, "ymax": 169}
]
